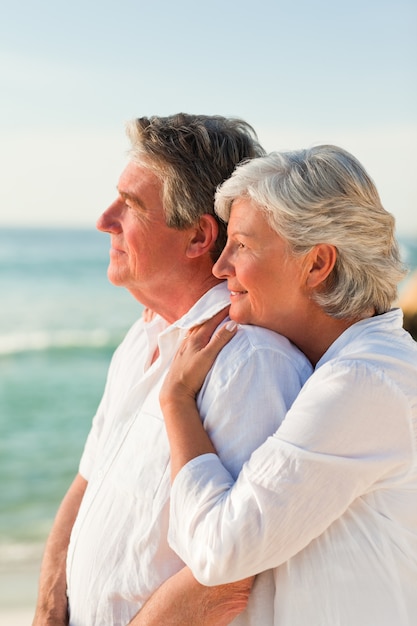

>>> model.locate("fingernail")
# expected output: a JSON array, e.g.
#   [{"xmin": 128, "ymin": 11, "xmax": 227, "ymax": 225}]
[{"xmin": 225, "ymin": 321, "xmax": 238, "ymax": 332}]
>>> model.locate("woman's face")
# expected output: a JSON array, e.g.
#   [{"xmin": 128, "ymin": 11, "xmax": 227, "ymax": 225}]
[{"xmin": 213, "ymin": 198, "xmax": 308, "ymax": 338}]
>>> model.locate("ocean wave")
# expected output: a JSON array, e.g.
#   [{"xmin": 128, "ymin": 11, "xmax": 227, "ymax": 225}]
[
  {"xmin": 0, "ymin": 540, "xmax": 44, "ymax": 565},
  {"xmin": 0, "ymin": 329, "xmax": 118, "ymax": 356}
]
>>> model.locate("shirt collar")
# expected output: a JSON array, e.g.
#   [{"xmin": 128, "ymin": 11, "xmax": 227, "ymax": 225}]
[
  {"xmin": 315, "ymin": 308, "xmax": 404, "ymax": 369},
  {"xmin": 143, "ymin": 282, "xmax": 230, "ymax": 344},
  {"xmin": 171, "ymin": 283, "xmax": 230, "ymax": 331}
]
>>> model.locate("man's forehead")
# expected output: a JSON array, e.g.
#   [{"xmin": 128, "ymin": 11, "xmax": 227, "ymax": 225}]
[{"xmin": 117, "ymin": 161, "xmax": 162, "ymax": 195}]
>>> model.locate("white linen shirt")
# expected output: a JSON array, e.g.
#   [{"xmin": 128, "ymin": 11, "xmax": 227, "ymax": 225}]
[
  {"xmin": 66, "ymin": 283, "xmax": 312, "ymax": 626},
  {"xmin": 169, "ymin": 309, "xmax": 417, "ymax": 626}
]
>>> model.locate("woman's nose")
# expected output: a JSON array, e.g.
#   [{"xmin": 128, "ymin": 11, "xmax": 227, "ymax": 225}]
[{"xmin": 213, "ymin": 247, "xmax": 233, "ymax": 279}]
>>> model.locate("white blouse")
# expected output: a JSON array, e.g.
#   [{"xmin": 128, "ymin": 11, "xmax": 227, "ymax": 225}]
[{"xmin": 169, "ymin": 309, "xmax": 417, "ymax": 626}]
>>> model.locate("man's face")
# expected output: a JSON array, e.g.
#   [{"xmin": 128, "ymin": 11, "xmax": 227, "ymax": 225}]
[{"xmin": 97, "ymin": 162, "xmax": 193, "ymax": 310}]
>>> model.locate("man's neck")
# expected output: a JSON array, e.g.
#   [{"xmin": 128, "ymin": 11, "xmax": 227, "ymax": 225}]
[{"xmin": 132, "ymin": 276, "xmax": 224, "ymax": 325}]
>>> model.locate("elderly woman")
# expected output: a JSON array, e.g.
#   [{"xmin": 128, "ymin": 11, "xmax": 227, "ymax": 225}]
[{"xmin": 159, "ymin": 145, "xmax": 417, "ymax": 625}]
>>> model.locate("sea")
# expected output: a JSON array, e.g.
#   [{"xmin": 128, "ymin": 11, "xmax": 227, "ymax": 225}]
[
  {"xmin": 0, "ymin": 227, "xmax": 142, "ymax": 602},
  {"xmin": 0, "ymin": 227, "xmax": 416, "ymax": 610}
]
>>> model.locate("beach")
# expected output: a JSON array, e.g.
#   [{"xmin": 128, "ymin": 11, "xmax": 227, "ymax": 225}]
[
  {"xmin": 0, "ymin": 610, "xmax": 36, "ymax": 626},
  {"xmin": 0, "ymin": 543, "xmax": 42, "ymax": 624}
]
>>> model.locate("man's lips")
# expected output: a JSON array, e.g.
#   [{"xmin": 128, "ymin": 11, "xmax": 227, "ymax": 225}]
[{"xmin": 110, "ymin": 247, "xmax": 125, "ymax": 255}]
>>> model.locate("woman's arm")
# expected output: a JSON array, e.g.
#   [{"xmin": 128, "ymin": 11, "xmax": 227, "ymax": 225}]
[
  {"xmin": 160, "ymin": 314, "xmax": 237, "ymax": 478},
  {"xmin": 167, "ymin": 363, "xmax": 411, "ymax": 585}
]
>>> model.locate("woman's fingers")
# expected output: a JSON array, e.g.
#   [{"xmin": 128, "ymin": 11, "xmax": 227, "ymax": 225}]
[
  {"xmin": 181, "ymin": 309, "xmax": 237, "ymax": 363},
  {"xmin": 185, "ymin": 307, "xmax": 230, "ymax": 346},
  {"xmin": 181, "ymin": 317, "xmax": 238, "ymax": 389},
  {"xmin": 198, "ymin": 319, "xmax": 238, "ymax": 359},
  {"xmin": 161, "ymin": 312, "xmax": 238, "ymax": 403}
]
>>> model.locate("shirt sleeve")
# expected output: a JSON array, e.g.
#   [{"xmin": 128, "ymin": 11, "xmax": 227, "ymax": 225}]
[{"xmin": 168, "ymin": 359, "xmax": 413, "ymax": 585}]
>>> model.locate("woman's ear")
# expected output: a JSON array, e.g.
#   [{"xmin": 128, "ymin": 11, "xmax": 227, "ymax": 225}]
[
  {"xmin": 186, "ymin": 215, "xmax": 219, "ymax": 258},
  {"xmin": 305, "ymin": 243, "xmax": 337, "ymax": 288}
]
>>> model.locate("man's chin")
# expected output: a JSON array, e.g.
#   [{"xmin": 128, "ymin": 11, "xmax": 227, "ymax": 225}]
[{"xmin": 107, "ymin": 268, "xmax": 126, "ymax": 287}]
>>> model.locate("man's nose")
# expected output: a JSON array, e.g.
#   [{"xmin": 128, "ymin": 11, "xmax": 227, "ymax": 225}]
[{"xmin": 96, "ymin": 199, "xmax": 123, "ymax": 233}]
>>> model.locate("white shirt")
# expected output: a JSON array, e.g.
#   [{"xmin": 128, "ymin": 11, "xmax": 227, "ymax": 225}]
[
  {"xmin": 169, "ymin": 309, "xmax": 417, "ymax": 626},
  {"xmin": 66, "ymin": 283, "xmax": 312, "ymax": 625}
]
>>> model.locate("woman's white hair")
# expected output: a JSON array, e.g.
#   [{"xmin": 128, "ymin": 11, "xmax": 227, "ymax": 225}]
[{"xmin": 215, "ymin": 145, "xmax": 407, "ymax": 319}]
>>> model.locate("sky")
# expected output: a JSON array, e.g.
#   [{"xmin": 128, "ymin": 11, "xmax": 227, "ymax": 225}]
[{"xmin": 1, "ymin": 0, "xmax": 416, "ymax": 236}]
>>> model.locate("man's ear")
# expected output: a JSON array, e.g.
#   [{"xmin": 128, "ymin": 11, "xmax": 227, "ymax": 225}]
[
  {"xmin": 305, "ymin": 243, "xmax": 337, "ymax": 288},
  {"xmin": 186, "ymin": 215, "xmax": 219, "ymax": 258}
]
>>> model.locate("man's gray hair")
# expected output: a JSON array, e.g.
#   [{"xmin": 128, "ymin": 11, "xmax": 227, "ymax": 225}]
[{"xmin": 126, "ymin": 114, "xmax": 265, "ymax": 260}]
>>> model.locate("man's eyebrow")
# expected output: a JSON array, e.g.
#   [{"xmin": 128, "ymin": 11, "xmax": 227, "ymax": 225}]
[{"xmin": 118, "ymin": 189, "xmax": 145, "ymax": 207}]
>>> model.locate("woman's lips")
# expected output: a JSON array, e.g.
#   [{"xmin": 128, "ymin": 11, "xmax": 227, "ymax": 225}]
[{"xmin": 230, "ymin": 289, "xmax": 248, "ymax": 297}]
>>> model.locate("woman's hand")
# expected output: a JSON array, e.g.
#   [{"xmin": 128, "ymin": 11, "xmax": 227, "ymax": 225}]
[
  {"xmin": 160, "ymin": 308, "xmax": 238, "ymax": 479},
  {"xmin": 161, "ymin": 309, "xmax": 238, "ymax": 408}
]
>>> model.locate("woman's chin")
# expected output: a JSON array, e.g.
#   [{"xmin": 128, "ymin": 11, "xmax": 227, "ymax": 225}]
[{"xmin": 229, "ymin": 307, "xmax": 250, "ymax": 326}]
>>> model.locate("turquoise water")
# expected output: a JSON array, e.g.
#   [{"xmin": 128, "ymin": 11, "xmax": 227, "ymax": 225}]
[
  {"xmin": 0, "ymin": 228, "xmax": 141, "ymax": 552},
  {"xmin": 0, "ymin": 228, "xmax": 416, "ymax": 559}
]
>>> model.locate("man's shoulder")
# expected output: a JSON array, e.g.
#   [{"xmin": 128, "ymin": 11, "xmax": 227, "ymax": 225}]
[
  {"xmin": 217, "ymin": 323, "xmax": 311, "ymax": 371},
  {"xmin": 232, "ymin": 323, "xmax": 300, "ymax": 353}
]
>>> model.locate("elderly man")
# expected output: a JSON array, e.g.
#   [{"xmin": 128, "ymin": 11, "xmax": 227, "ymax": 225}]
[{"xmin": 32, "ymin": 114, "xmax": 312, "ymax": 625}]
